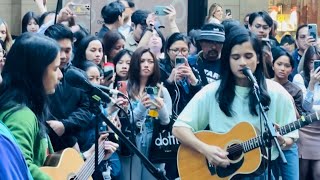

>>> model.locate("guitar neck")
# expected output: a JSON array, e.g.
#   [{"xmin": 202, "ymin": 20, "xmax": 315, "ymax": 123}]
[
  {"xmin": 240, "ymin": 110, "xmax": 320, "ymax": 153},
  {"xmin": 279, "ymin": 111, "xmax": 320, "ymax": 135},
  {"xmin": 76, "ymin": 143, "xmax": 105, "ymax": 179}
]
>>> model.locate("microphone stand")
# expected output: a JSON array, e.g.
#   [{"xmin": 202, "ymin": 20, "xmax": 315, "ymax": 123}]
[
  {"xmin": 89, "ymin": 96, "xmax": 168, "ymax": 180},
  {"xmin": 252, "ymin": 84, "xmax": 287, "ymax": 180}
]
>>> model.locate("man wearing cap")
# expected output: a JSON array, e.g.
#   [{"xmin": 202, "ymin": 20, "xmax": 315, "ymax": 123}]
[{"xmin": 190, "ymin": 23, "xmax": 225, "ymax": 86}]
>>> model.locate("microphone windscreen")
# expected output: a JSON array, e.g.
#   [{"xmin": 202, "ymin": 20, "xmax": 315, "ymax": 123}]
[
  {"xmin": 241, "ymin": 67, "xmax": 250, "ymax": 76},
  {"xmin": 64, "ymin": 68, "xmax": 92, "ymax": 92}
]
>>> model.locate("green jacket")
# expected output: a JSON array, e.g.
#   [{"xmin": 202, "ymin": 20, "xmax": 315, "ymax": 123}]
[{"xmin": 0, "ymin": 106, "xmax": 53, "ymax": 180}]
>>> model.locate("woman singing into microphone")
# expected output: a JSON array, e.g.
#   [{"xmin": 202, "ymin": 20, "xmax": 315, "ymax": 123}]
[{"xmin": 172, "ymin": 26, "xmax": 298, "ymax": 179}]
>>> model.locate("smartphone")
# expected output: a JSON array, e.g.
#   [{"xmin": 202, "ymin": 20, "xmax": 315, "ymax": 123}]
[
  {"xmin": 226, "ymin": 9, "xmax": 232, "ymax": 16},
  {"xmin": 69, "ymin": 3, "xmax": 90, "ymax": 15},
  {"xmin": 314, "ymin": 60, "xmax": 320, "ymax": 71},
  {"xmin": 308, "ymin": 24, "xmax": 318, "ymax": 40},
  {"xmin": 175, "ymin": 56, "xmax": 186, "ymax": 67},
  {"xmin": 145, "ymin": 86, "xmax": 158, "ymax": 96},
  {"xmin": 103, "ymin": 62, "xmax": 114, "ymax": 80},
  {"xmin": 117, "ymin": 81, "xmax": 128, "ymax": 96},
  {"xmin": 154, "ymin": 6, "xmax": 168, "ymax": 16},
  {"xmin": 261, "ymin": 38, "xmax": 271, "ymax": 52}
]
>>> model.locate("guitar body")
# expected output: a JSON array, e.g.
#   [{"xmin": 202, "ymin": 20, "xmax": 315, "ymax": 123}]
[
  {"xmin": 40, "ymin": 148, "xmax": 92, "ymax": 180},
  {"xmin": 177, "ymin": 122, "xmax": 267, "ymax": 180}
]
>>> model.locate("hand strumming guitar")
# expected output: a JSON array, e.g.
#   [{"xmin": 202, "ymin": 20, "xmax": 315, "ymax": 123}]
[{"xmin": 200, "ymin": 143, "xmax": 230, "ymax": 168}]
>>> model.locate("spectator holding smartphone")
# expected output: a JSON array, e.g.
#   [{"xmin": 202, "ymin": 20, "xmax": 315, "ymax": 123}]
[
  {"xmin": 205, "ymin": 3, "xmax": 231, "ymax": 24},
  {"xmin": 160, "ymin": 33, "xmax": 201, "ymax": 116},
  {"xmin": 292, "ymin": 46, "xmax": 320, "ymax": 179},
  {"xmin": 121, "ymin": 47, "xmax": 172, "ymax": 180},
  {"xmin": 291, "ymin": 25, "xmax": 318, "ymax": 80}
]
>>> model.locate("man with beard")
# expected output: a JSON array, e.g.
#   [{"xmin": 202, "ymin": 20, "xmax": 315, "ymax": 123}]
[{"xmin": 190, "ymin": 23, "xmax": 225, "ymax": 85}]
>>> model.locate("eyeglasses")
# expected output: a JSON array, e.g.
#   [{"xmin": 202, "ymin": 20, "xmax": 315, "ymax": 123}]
[{"xmin": 169, "ymin": 48, "xmax": 189, "ymax": 55}]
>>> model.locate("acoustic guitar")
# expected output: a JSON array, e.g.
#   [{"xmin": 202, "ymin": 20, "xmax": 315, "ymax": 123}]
[
  {"xmin": 40, "ymin": 142, "xmax": 105, "ymax": 180},
  {"xmin": 177, "ymin": 111, "xmax": 320, "ymax": 180}
]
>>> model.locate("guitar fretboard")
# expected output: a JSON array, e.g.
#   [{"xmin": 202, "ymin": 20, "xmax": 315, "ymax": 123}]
[
  {"xmin": 237, "ymin": 111, "xmax": 320, "ymax": 153},
  {"xmin": 75, "ymin": 142, "xmax": 105, "ymax": 179}
]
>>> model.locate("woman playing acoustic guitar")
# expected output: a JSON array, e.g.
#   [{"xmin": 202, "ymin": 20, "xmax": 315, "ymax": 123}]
[
  {"xmin": 173, "ymin": 25, "xmax": 298, "ymax": 179},
  {"xmin": 0, "ymin": 33, "xmax": 118, "ymax": 180}
]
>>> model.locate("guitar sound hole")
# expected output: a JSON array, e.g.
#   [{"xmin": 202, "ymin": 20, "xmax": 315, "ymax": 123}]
[{"xmin": 227, "ymin": 143, "xmax": 243, "ymax": 161}]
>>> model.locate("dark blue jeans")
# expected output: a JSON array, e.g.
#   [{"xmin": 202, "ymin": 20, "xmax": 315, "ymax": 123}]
[{"xmin": 272, "ymin": 143, "xmax": 299, "ymax": 180}]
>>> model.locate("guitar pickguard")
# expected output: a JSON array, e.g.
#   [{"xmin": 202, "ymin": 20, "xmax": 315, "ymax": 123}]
[
  {"xmin": 216, "ymin": 157, "xmax": 244, "ymax": 178},
  {"xmin": 205, "ymin": 157, "xmax": 244, "ymax": 178}
]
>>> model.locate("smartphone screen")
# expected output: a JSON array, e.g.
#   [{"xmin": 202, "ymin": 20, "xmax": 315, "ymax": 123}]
[
  {"xmin": 175, "ymin": 56, "xmax": 186, "ymax": 67},
  {"xmin": 103, "ymin": 62, "xmax": 114, "ymax": 80},
  {"xmin": 117, "ymin": 81, "xmax": 128, "ymax": 96},
  {"xmin": 145, "ymin": 86, "xmax": 158, "ymax": 95},
  {"xmin": 154, "ymin": 6, "xmax": 168, "ymax": 16},
  {"xmin": 226, "ymin": 9, "xmax": 231, "ymax": 15},
  {"xmin": 308, "ymin": 24, "xmax": 318, "ymax": 40},
  {"xmin": 314, "ymin": 60, "xmax": 320, "ymax": 71},
  {"xmin": 69, "ymin": 4, "xmax": 90, "ymax": 15}
]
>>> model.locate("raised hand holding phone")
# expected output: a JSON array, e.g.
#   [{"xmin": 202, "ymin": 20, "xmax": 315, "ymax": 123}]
[
  {"xmin": 225, "ymin": 9, "xmax": 232, "ymax": 19},
  {"xmin": 176, "ymin": 57, "xmax": 198, "ymax": 86},
  {"xmin": 308, "ymin": 60, "xmax": 320, "ymax": 90}
]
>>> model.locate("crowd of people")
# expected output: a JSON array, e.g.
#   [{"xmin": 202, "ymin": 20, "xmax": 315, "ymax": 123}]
[{"xmin": 0, "ymin": 0, "xmax": 319, "ymax": 180}]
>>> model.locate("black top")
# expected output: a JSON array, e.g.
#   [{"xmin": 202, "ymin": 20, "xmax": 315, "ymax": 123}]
[
  {"xmin": 97, "ymin": 24, "xmax": 110, "ymax": 40},
  {"xmin": 47, "ymin": 64, "xmax": 92, "ymax": 151},
  {"xmin": 190, "ymin": 51, "xmax": 221, "ymax": 85},
  {"xmin": 159, "ymin": 58, "xmax": 202, "ymax": 116}
]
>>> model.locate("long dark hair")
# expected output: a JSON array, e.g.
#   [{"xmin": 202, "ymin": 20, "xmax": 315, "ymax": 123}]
[
  {"xmin": 103, "ymin": 30, "xmax": 125, "ymax": 61},
  {"xmin": 0, "ymin": 33, "xmax": 60, "ymax": 135},
  {"xmin": 113, "ymin": 49, "xmax": 133, "ymax": 88},
  {"xmin": 127, "ymin": 47, "xmax": 160, "ymax": 99},
  {"xmin": 302, "ymin": 46, "xmax": 320, "ymax": 87},
  {"xmin": 216, "ymin": 26, "xmax": 270, "ymax": 117},
  {"xmin": 73, "ymin": 35, "xmax": 103, "ymax": 69},
  {"xmin": 22, "ymin": 11, "xmax": 39, "ymax": 33},
  {"xmin": 164, "ymin": 33, "xmax": 190, "ymax": 63}
]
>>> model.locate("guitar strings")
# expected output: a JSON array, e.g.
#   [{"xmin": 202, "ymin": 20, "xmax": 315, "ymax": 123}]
[
  {"xmin": 78, "ymin": 148, "xmax": 104, "ymax": 179},
  {"xmin": 75, "ymin": 143, "xmax": 105, "ymax": 179},
  {"xmin": 80, "ymin": 150, "xmax": 105, "ymax": 180},
  {"xmin": 76, "ymin": 149, "xmax": 104, "ymax": 180}
]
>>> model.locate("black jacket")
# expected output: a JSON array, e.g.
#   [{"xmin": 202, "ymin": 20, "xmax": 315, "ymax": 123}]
[
  {"xmin": 48, "ymin": 64, "xmax": 92, "ymax": 151},
  {"xmin": 159, "ymin": 58, "xmax": 202, "ymax": 116}
]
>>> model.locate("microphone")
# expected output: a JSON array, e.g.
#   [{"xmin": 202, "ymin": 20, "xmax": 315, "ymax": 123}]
[
  {"xmin": 64, "ymin": 68, "xmax": 113, "ymax": 104},
  {"xmin": 94, "ymin": 84, "xmax": 126, "ymax": 97},
  {"xmin": 241, "ymin": 67, "xmax": 259, "ymax": 88}
]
